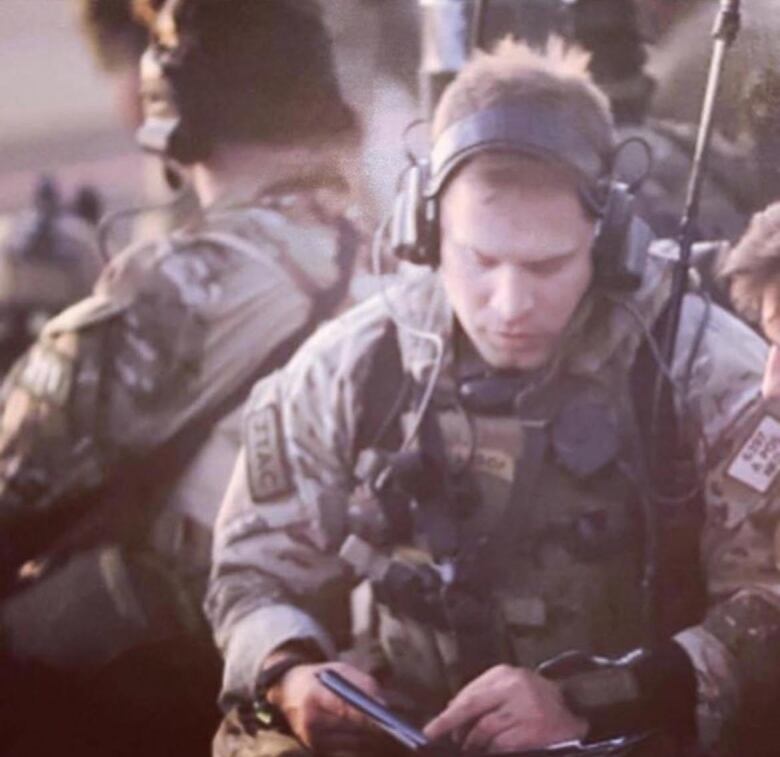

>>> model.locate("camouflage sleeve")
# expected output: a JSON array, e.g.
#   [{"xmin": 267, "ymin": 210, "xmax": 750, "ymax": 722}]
[
  {"xmin": 671, "ymin": 294, "xmax": 780, "ymax": 749},
  {"xmin": 0, "ymin": 230, "xmax": 319, "ymax": 540},
  {"xmin": 205, "ymin": 297, "xmax": 391, "ymax": 709},
  {"xmin": 0, "ymin": 295, "xmax": 124, "ymax": 531}
]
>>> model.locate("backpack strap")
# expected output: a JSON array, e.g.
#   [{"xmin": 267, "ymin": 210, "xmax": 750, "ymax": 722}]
[
  {"xmin": 629, "ymin": 301, "xmax": 707, "ymax": 638},
  {"xmin": 354, "ymin": 321, "xmax": 408, "ymax": 455}
]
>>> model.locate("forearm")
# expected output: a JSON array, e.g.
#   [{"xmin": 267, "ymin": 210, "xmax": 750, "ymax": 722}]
[
  {"xmin": 214, "ymin": 600, "xmax": 337, "ymax": 711},
  {"xmin": 677, "ymin": 587, "xmax": 780, "ymax": 749},
  {"xmin": 206, "ymin": 456, "xmax": 353, "ymax": 709}
]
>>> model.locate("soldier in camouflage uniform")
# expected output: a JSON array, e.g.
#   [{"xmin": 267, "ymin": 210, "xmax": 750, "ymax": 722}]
[
  {"xmin": 0, "ymin": 1, "xmax": 360, "ymax": 755},
  {"xmin": 207, "ymin": 40, "xmax": 780, "ymax": 757}
]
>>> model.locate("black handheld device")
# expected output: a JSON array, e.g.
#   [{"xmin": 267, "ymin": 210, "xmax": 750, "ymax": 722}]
[
  {"xmin": 316, "ymin": 669, "xmax": 429, "ymax": 751},
  {"xmin": 316, "ymin": 669, "xmax": 652, "ymax": 757}
]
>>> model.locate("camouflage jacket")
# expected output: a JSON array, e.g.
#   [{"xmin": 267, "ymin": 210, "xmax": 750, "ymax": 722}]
[
  {"xmin": 0, "ymin": 157, "xmax": 359, "ymax": 579},
  {"xmin": 206, "ymin": 246, "xmax": 778, "ymax": 750}
]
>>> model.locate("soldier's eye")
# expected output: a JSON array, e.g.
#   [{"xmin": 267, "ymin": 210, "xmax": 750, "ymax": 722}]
[
  {"xmin": 525, "ymin": 257, "xmax": 567, "ymax": 275},
  {"xmin": 470, "ymin": 249, "xmax": 496, "ymax": 268}
]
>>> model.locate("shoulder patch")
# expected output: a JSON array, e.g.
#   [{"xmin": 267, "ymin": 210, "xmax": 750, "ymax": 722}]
[
  {"xmin": 245, "ymin": 405, "xmax": 292, "ymax": 502},
  {"xmin": 727, "ymin": 414, "xmax": 780, "ymax": 494}
]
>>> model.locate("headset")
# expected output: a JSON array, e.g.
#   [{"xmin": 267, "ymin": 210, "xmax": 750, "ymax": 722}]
[
  {"xmin": 136, "ymin": 39, "xmax": 214, "ymax": 166},
  {"xmin": 390, "ymin": 104, "xmax": 651, "ymax": 292}
]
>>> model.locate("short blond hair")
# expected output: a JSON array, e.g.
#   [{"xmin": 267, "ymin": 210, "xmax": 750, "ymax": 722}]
[
  {"xmin": 721, "ymin": 202, "xmax": 780, "ymax": 321},
  {"xmin": 433, "ymin": 38, "xmax": 614, "ymax": 161}
]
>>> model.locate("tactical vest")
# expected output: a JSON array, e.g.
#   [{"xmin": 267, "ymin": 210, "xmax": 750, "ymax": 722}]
[{"xmin": 342, "ymin": 319, "xmax": 706, "ymax": 713}]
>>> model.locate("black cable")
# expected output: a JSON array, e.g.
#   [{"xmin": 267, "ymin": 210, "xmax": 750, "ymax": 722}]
[{"xmin": 470, "ymin": 0, "xmax": 489, "ymax": 53}]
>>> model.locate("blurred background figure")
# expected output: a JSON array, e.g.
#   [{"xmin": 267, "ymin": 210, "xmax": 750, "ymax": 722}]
[
  {"xmin": 643, "ymin": 0, "xmax": 780, "ymax": 233},
  {"xmin": 0, "ymin": 177, "xmax": 102, "ymax": 375}
]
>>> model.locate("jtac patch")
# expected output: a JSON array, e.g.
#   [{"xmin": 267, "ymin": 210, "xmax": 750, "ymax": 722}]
[{"xmin": 246, "ymin": 405, "xmax": 292, "ymax": 502}]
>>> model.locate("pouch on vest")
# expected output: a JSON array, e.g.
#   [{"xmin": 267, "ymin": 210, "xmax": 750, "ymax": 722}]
[{"xmin": 0, "ymin": 545, "xmax": 200, "ymax": 673}]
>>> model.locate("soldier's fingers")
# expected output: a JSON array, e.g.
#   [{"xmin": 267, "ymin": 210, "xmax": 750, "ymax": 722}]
[
  {"xmin": 311, "ymin": 663, "xmax": 386, "ymax": 728},
  {"xmin": 424, "ymin": 694, "xmax": 501, "ymax": 742},
  {"xmin": 448, "ymin": 664, "xmax": 520, "ymax": 710},
  {"xmin": 462, "ymin": 706, "xmax": 518, "ymax": 752},
  {"xmin": 311, "ymin": 688, "xmax": 377, "ymax": 731}
]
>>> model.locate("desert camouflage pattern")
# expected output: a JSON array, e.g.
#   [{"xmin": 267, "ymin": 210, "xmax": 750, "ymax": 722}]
[
  {"xmin": 207, "ymin": 232, "xmax": 780, "ymax": 751},
  {"xmin": 0, "ymin": 152, "xmax": 358, "ymax": 580}
]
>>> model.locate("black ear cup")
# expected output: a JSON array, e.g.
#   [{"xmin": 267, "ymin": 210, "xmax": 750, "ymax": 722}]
[
  {"xmin": 136, "ymin": 44, "xmax": 213, "ymax": 165},
  {"xmin": 389, "ymin": 162, "xmax": 440, "ymax": 267},
  {"xmin": 591, "ymin": 181, "xmax": 648, "ymax": 292}
]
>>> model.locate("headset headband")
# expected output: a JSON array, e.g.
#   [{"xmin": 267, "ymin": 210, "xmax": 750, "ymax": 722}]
[{"xmin": 428, "ymin": 104, "xmax": 611, "ymax": 197}]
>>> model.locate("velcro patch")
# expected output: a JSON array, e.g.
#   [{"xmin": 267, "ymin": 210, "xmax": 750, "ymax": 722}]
[
  {"xmin": 727, "ymin": 415, "xmax": 780, "ymax": 494},
  {"xmin": 246, "ymin": 405, "xmax": 292, "ymax": 502}
]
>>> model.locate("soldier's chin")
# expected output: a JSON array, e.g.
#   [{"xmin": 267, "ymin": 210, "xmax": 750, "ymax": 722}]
[{"xmin": 479, "ymin": 341, "xmax": 550, "ymax": 371}]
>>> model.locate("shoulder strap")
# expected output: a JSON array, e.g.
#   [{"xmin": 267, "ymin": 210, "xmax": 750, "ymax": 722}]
[
  {"xmin": 628, "ymin": 300, "xmax": 707, "ymax": 637},
  {"xmin": 354, "ymin": 320, "xmax": 408, "ymax": 455}
]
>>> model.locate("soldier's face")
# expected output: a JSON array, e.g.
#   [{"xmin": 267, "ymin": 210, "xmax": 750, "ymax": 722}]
[{"xmin": 439, "ymin": 154, "xmax": 595, "ymax": 371}]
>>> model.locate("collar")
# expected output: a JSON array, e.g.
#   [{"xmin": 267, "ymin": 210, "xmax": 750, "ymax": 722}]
[{"xmin": 200, "ymin": 143, "xmax": 356, "ymax": 220}]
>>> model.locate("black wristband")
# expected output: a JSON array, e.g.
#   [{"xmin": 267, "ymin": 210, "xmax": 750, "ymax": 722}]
[
  {"xmin": 245, "ymin": 654, "xmax": 311, "ymax": 733},
  {"xmin": 545, "ymin": 641, "xmax": 697, "ymax": 743},
  {"xmin": 628, "ymin": 640, "xmax": 698, "ymax": 741}
]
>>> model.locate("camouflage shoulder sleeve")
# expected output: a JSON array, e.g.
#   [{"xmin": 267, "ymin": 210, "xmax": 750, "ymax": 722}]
[
  {"xmin": 205, "ymin": 293, "xmax": 394, "ymax": 709},
  {"xmin": 0, "ymin": 293, "xmax": 125, "ymax": 527},
  {"xmin": 0, "ymin": 234, "xmax": 230, "ymax": 526},
  {"xmin": 672, "ymin": 296, "xmax": 780, "ymax": 749}
]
